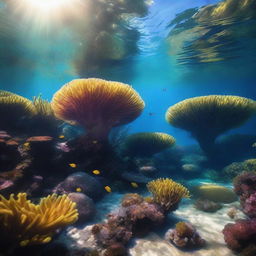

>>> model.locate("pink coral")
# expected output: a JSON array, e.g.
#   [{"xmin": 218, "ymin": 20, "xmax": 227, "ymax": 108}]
[{"xmin": 222, "ymin": 219, "xmax": 256, "ymax": 251}]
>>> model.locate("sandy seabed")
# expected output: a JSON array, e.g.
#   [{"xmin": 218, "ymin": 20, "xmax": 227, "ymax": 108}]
[{"xmin": 64, "ymin": 193, "xmax": 243, "ymax": 256}]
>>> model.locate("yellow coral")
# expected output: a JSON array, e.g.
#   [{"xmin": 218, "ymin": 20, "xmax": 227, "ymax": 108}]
[
  {"xmin": 0, "ymin": 90, "xmax": 36, "ymax": 133},
  {"xmin": 147, "ymin": 178, "xmax": 190, "ymax": 211},
  {"xmin": 192, "ymin": 184, "xmax": 237, "ymax": 203},
  {"xmin": 165, "ymin": 95, "xmax": 256, "ymax": 154},
  {"xmin": 51, "ymin": 78, "xmax": 145, "ymax": 140},
  {"xmin": 0, "ymin": 193, "xmax": 78, "ymax": 246},
  {"xmin": 33, "ymin": 95, "xmax": 55, "ymax": 118}
]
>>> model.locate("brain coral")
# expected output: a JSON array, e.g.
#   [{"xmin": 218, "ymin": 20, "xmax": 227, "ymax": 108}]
[
  {"xmin": 0, "ymin": 193, "xmax": 78, "ymax": 247},
  {"xmin": 51, "ymin": 78, "xmax": 145, "ymax": 141}
]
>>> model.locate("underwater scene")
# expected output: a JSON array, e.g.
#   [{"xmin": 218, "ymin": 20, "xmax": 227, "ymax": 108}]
[{"xmin": 0, "ymin": 0, "xmax": 256, "ymax": 255}]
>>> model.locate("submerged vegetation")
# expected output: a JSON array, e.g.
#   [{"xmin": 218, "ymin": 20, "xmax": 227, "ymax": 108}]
[
  {"xmin": 0, "ymin": 0, "xmax": 256, "ymax": 255},
  {"xmin": 165, "ymin": 95, "xmax": 256, "ymax": 157},
  {"xmin": 0, "ymin": 193, "xmax": 78, "ymax": 249}
]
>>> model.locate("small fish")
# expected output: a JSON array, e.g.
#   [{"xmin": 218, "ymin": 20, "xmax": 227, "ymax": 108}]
[
  {"xmin": 76, "ymin": 187, "xmax": 82, "ymax": 192},
  {"xmin": 104, "ymin": 186, "xmax": 112, "ymax": 193},
  {"xmin": 92, "ymin": 170, "xmax": 100, "ymax": 175},
  {"xmin": 252, "ymin": 142, "xmax": 256, "ymax": 147},
  {"xmin": 162, "ymin": 88, "xmax": 167, "ymax": 92},
  {"xmin": 69, "ymin": 163, "xmax": 77, "ymax": 168},
  {"xmin": 131, "ymin": 182, "xmax": 139, "ymax": 188},
  {"xmin": 148, "ymin": 112, "xmax": 155, "ymax": 116},
  {"xmin": 59, "ymin": 135, "xmax": 65, "ymax": 139},
  {"xmin": 92, "ymin": 140, "xmax": 98, "ymax": 144},
  {"xmin": 23, "ymin": 142, "xmax": 30, "ymax": 147}
]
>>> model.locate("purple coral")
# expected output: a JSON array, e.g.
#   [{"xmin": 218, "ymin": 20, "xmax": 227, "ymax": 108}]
[
  {"xmin": 243, "ymin": 192, "xmax": 256, "ymax": 218},
  {"xmin": 233, "ymin": 171, "xmax": 256, "ymax": 217},
  {"xmin": 222, "ymin": 219, "xmax": 256, "ymax": 251},
  {"xmin": 92, "ymin": 193, "xmax": 164, "ymax": 250}
]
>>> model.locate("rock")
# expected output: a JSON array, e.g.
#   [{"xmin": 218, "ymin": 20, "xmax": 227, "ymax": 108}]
[
  {"xmin": 68, "ymin": 192, "xmax": 96, "ymax": 224},
  {"xmin": 54, "ymin": 172, "xmax": 103, "ymax": 200}
]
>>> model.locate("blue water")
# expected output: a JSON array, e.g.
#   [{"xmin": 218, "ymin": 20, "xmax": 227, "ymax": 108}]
[{"xmin": 1, "ymin": 0, "xmax": 255, "ymax": 145}]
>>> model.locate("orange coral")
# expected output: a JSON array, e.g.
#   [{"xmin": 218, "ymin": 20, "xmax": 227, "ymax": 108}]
[{"xmin": 51, "ymin": 78, "xmax": 145, "ymax": 140}]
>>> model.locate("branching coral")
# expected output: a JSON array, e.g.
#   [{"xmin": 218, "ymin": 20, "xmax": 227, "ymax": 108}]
[
  {"xmin": 51, "ymin": 78, "xmax": 145, "ymax": 141},
  {"xmin": 33, "ymin": 95, "xmax": 55, "ymax": 117},
  {"xmin": 31, "ymin": 95, "xmax": 61, "ymax": 136},
  {"xmin": 165, "ymin": 95, "xmax": 256, "ymax": 155},
  {"xmin": 0, "ymin": 193, "xmax": 78, "ymax": 247},
  {"xmin": 147, "ymin": 178, "xmax": 190, "ymax": 212},
  {"xmin": 0, "ymin": 90, "xmax": 36, "ymax": 132},
  {"xmin": 123, "ymin": 132, "xmax": 175, "ymax": 157}
]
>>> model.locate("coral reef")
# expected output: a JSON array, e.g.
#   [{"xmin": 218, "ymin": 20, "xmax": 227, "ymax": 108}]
[
  {"xmin": 0, "ymin": 193, "xmax": 78, "ymax": 249},
  {"xmin": 165, "ymin": 95, "xmax": 256, "ymax": 156},
  {"xmin": 147, "ymin": 178, "xmax": 190, "ymax": 212},
  {"xmin": 194, "ymin": 199, "xmax": 222, "ymax": 213},
  {"xmin": 92, "ymin": 193, "xmax": 165, "ymax": 253},
  {"xmin": 123, "ymin": 132, "xmax": 175, "ymax": 157},
  {"xmin": 233, "ymin": 171, "xmax": 256, "ymax": 218},
  {"xmin": 165, "ymin": 221, "xmax": 205, "ymax": 248},
  {"xmin": 222, "ymin": 219, "xmax": 256, "ymax": 253},
  {"xmin": 191, "ymin": 184, "xmax": 237, "ymax": 203},
  {"xmin": 223, "ymin": 158, "xmax": 256, "ymax": 180},
  {"xmin": 51, "ymin": 78, "xmax": 145, "ymax": 141}
]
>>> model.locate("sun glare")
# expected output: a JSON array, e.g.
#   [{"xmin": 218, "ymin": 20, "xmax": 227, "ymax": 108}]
[
  {"xmin": 10, "ymin": 0, "xmax": 85, "ymax": 31},
  {"xmin": 24, "ymin": 0, "xmax": 74, "ymax": 12}
]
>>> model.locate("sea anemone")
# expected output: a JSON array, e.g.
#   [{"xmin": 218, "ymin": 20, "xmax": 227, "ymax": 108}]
[
  {"xmin": 165, "ymin": 95, "xmax": 256, "ymax": 155},
  {"xmin": 0, "ymin": 193, "xmax": 78, "ymax": 247},
  {"xmin": 147, "ymin": 178, "xmax": 190, "ymax": 212},
  {"xmin": 0, "ymin": 90, "xmax": 36, "ymax": 133},
  {"xmin": 51, "ymin": 78, "xmax": 145, "ymax": 141},
  {"xmin": 123, "ymin": 132, "xmax": 175, "ymax": 157}
]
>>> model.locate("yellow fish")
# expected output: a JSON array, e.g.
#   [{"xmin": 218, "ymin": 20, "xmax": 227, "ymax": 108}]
[
  {"xmin": 59, "ymin": 135, "xmax": 65, "ymax": 139},
  {"xmin": 131, "ymin": 182, "xmax": 139, "ymax": 188},
  {"xmin": 76, "ymin": 187, "xmax": 82, "ymax": 192},
  {"xmin": 69, "ymin": 163, "xmax": 77, "ymax": 168},
  {"xmin": 92, "ymin": 170, "xmax": 100, "ymax": 175},
  {"xmin": 23, "ymin": 142, "xmax": 30, "ymax": 147},
  {"xmin": 104, "ymin": 186, "xmax": 112, "ymax": 193}
]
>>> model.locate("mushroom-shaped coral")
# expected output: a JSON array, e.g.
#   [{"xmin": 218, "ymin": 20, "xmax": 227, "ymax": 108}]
[
  {"xmin": 0, "ymin": 193, "xmax": 78, "ymax": 248},
  {"xmin": 51, "ymin": 78, "xmax": 145, "ymax": 141},
  {"xmin": 0, "ymin": 90, "xmax": 36, "ymax": 133},
  {"xmin": 165, "ymin": 95, "xmax": 256, "ymax": 155},
  {"xmin": 147, "ymin": 178, "xmax": 190, "ymax": 212},
  {"xmin": 123, "ymin": 132, "xmax": 175, "ymax": 157}
]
